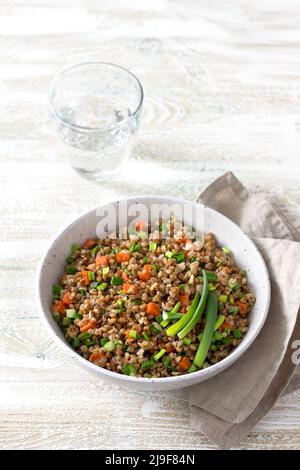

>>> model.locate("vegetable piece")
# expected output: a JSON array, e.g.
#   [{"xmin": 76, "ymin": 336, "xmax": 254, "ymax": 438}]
[
  {"xmin": 133, "ymin": 299, "xmax": 142, "ymax": 305},
  {"xmin": 96, "ymin": 254, "xmax": 108, "ymax": 267},
  {"xmin": 74, "ymin": 312, "xmax": 83, "ymax": 320},
  {"xmin": 222, "ymin": 246, "xmax": 231, "ymax": 254},
  {"xmin": 135, "ymin": 220, "xmax": 145, "ymax": 232},
  {"xmin": 129, "ymin": 330, "xmax": 138, "ymax": 339},
  {"xmin": 179, "ymin": 284, "xmax": 186, "ymax": 291},
  {"xmin": 120, "ymin": 270, "xmax": 129, "ymax": 281},
  {"xmin": 146, "ymin": 302, "xmax": 160, "ymax": 317},
  {"xmin": 141, "ymin": 359, "xmax": 155, "ymax": 370},
  {"xmin": 125, "ymin": 329, "xmax": 137, "ymax": 342},
  {"xmin": 177, "ymin": 270, "xmax": 209, "ymax": 339},
  {"xmin": 122, "ymin": 364, "xmax": 137, "ymax": 376},
  {"xmin": 129, "ymin": 242, "xmax": 140, "ymax": 253},
  {"xmin": 193, "ymin": 292, "xmax": 217, "ymax": 368},
  {"xmin": 229, "ymin": 306, "xmax": 239, "ymax": 315},
  {"xmin": 182, "ymin": 337, "xmax": 192, "ymax": 346},
  {"xmin": 179, "ymin": 294, "xmax": 189, "ymax": 306},
  {"xmin": 91, "ymin": 245, "xmax": 100, "ymax": 256},
  {"xmin": 71, "ymin": 243, "xmax": 80, "ymax": 254},
  {"xmin": 97, "ymin": 282, "xmax": 108, "ymax": 291},
  {"xmin": 206, "ymin": 272, "xmax": 217, "ymax": 282},
  {"xmin": 78, "ymin": 288, "xmax": 87, "ymax": 297},
  {"xmin": 218, "ymin": 294, "xmax": 227, "ymax": 303},
  {"xmin": 54, "ymin": 300, "xmax": 65, "ymax": 314},
  {"xmin": 143, "ymin": 332, "xmax": 150, "ymax": 340},
  {"xmin": 88, "ymin": 271, "xmax": 95, "ymax": 281},
  {"xmin": 236, "ymin": 300, "xmax": 247, "ymax": 316},
  {"xmin": 208, "ymin": 283, "xmax": 216, "ymax": 291},
  {"xmin": 149, "ymin": 242, "xmax": 157, "ymax": 252},
  {"xmin": 100, "ymin": 338, "xmax": 109, "ymax": 346},
  {"xmin": 66, "ymin": 309, "xmax": 76, "ymax": 318},
  {"xmin": 73, "ymin": 337, "xmax": 80, "ymax": 347},
  {"xmin": 228, "ymin": 278, "xmax": 240, "ymax": 291},
  {"xmin": 81, "ymin": 271, "xmax": 90, "ymax": 285},
  {"xmin": 62, "ymin": 291, "xmax": 71, "ymax": 305},
  {"xmin": 66, "ymin": 265, "xmax": 77, "ymax": 274},
  {"xmin": 233, "ymin": 328, "xmax": 242, "ymax": 339},
  {"xmin": 62, "ymin": 317, "xmax": 72, "ymax": 326},
  {"xmin": 165, "ymin": 251, "xmax": 185, "ymax": 263},
  {"xmin": 138, "ymin": 231, "xmax": 147, "ymax": 240},
  {"xmin": 116, "ymin": 252, "xmax": 131, "ymax": 263},
  {"xmin": 154, "ymin": 349, "xmax": 166, "ymax": 361},
  {"xmin": 123, "ymin": 283, "xmax": 138, "ymax": 294},
  {"xmin": 90, "ymin": 281, "xmax": 98, "ymax": 289},
  {"xmin": 102, "ymin": 266, "xmax": 110, "ymax": 275},
  {"xmin": 166, "ymin": 292, "xmax": 200, "ymax": 336},
  {"xmin": 84, "ymin": 238, "xmax": 97, "ymax": 249},
  {"xmin": 103, "ymin": 340, "xmax": 116, "ymax": 352},
  {"xmin": 52, "ymin": 284, "xmax": 62, "ymax": 296},
  {"xmin": 143, "ymin": 256, "xmax": 149, "ymax": 263},
  {"xmin": 161, "ymin": 302, "xmax": 182, "ymax": 327},
  {"xmin": 89, "ymin": 352, "xmax": 105, "ymax": 362},
  {"xmin": 78, "ymin": 332, "xmax": 91, "ymax": 341},
  {"xmin": 80, "ymin": 320, "xmax": 96, "ymax": 333},
  {"xmin": 178, "ymin": 356, "xmax": 191, "ymax": 371},
  {"xmin": 111, "ymin": 276, "xmax": 123, "ymax": 286},
  {"xmin": 214, "ymin": 314, "xmax": 226, "ymax": 331},
  {"xmin": 188, "ymin": 363, "xmax": 198, "ymax": 373},
  {"xmin": 138, "ymin": 265, "xmax": 152, "ymax": 282},
  {"xmin": 165, "ymin": 251, "xmax": 173, "ymax": 258}
]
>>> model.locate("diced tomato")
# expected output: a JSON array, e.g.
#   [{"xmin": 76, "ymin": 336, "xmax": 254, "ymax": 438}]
[
  {"xmin": 179, "ymin": 294, "xmax": 189, "ymax": 306},
  {"xmin": 54, "ymin": 300, "xmax": 65, "ymax": 314},
  {"xmin": 138, "ymin": 264, "xmax": 152, "ymax": 282},
  {"xmin": 135, "ymin": 220, "xmax": 145, "ymax": 231},
  {"xmin": 62, "ymin": 291, "xmax": 71, "ymax": 306},
  {"xmin": 236, "ymin": 300, "xmax": 247, "ymax": 317},
  {"xmin": 178, "ymin": 356, "xmax": 191, "ymax": 371},
  {"xmin": 146, "ymin": 302, "xmax": 160, "ymax": 317},
  {"xmin": 116, "ymin": 252, "xmax": 131, "ymax": 263},
  {"xmin": 84, "ymin": 238, "xmax": 97, "ymax": 249},
  {"xmin": 81, "ymin": 270, "xmax": 90, "ymax": 285},
  {"xmin": 96, "ymin": 254, "xmax": 108, "ymax": 267},
  {"xmin": 123, "ymin": 283, "xmax": 138, "ymax": 294}
]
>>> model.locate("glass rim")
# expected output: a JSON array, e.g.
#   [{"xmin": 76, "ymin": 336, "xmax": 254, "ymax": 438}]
[{"xmin": 48, "ymin": 61, "xmax": 144, "ymax": 132}]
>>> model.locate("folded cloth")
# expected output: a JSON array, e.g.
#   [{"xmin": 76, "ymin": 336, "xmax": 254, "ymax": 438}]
[{"xmin": 189, "ymin": 172, "xmax": 300, "ymax": 449}]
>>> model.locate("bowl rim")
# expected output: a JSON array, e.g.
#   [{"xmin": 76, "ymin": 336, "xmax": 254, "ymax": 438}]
[{"xmin": 36, "ymin": 195, "xmax": 271, "ymax": 385}]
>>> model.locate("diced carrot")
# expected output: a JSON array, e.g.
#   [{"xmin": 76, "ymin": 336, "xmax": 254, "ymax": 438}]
[
  {"xmin": 179, "ymin": 294, "xmax": 189, "ymax": 306},
  {"xmin": 84, "ymin": 238, "xmax": 97, "ymax": 249},
  {"xmin": 178, "ymin": 356, "xmax": 191, "ymax": 371},
  {"xmin": 116, "ymin": 252, "xmax": 131, "ymax": 263},
  {"xmin": 96, "ymin": 254, "xmax": 108, "ymax": 267},
  {"xmin": 54, "ymin": 300, "xmax": 65, "ymax": 314},
  {"xmin": 119, "ymin": 270, "xmax": 129, "ymax": 282},
  {"xmin": 123, "ymin": 283, "xmax": 138, "ymax": 294},
  {"xmin": 138, "ymin": 264, "xmax": 152, "ymax": 282},
  {"xmin": 135, "ymin": 220, "xmax": 145, "ymax": 231},
  {"xmin": 81, "ymin": 270, "xmax": 90, "ymax": 285},
  {"xmin": 80, "ymin": 319, "xmax": 96, "ymax": 333},
  {"xmin": 180, "ymin": 306, "xmax": 187, "ymax": 314},
  {"xmin": 89, "ymin": 352, "xmax": 105, "ymax": 362},
  {"xmin": 146, "ymin": 302, "xmax": 160, "ymax": 317},
  {"xmin": 62, "ymin": 291, "xmax": 71, "ymax": 306},
  {"xmin": 236, "ymin": 300, "xmax": 247, "ymax": 317},
  {"xmin": 220, "ymin": 321, "xmax": 232, "ymax": 331}
]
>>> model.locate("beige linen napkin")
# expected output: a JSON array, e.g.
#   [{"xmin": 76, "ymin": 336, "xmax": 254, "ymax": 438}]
[{"xmin": 189, "ymin": 172, "xmax": 300, "ymax": 449}]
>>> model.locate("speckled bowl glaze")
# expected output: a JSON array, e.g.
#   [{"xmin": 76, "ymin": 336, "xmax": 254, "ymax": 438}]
[{"xmin": 37, "ymin": 196, "xmax": 271, "ymax": 391}]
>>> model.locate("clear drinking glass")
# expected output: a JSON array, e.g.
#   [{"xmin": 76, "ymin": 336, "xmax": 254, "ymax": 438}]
[{"xmin": 48, "ymin": 62, "xmax": 143, "ymax": 179}]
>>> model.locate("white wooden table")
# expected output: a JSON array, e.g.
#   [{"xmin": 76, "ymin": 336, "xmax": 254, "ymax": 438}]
[{"xmin": 1, "ymin": 0, "xmax": 300, "ymax": 450}]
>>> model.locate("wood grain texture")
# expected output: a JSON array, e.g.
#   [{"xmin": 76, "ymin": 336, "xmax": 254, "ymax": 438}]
[{"xmin": 1, "ymin": 0, "xmax": 300, "ymax": 450}]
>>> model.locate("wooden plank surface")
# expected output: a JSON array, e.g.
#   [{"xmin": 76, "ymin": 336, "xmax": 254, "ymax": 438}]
[{"xmin": 1, "ymin": 0, "xmax": 300, "ymax": 450}]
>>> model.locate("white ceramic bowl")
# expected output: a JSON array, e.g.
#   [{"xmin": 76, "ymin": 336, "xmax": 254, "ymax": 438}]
[{"xmin": 37, "ymin": 196, "xmax": 271, "ymax": 391}]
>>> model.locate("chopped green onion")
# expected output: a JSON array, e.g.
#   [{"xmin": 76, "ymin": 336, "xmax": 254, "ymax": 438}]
[
  {"xmin": 214, "ymin": 314, "xmax": 226, "ymax": 330},
  {"xmin": 188, "ymin": 363, "xmax": 198, "ymax": 373},
  {"xmin": 71, "ymin": 243, "xmax": 81, "ymax": 254},
  {"xmin": 53, "ymin": 314, "xmax": 61, "ymax": 323},
  {"xmin": 210, "ymin": 344, "xmax": 217, "ymax": 351},
  {"xmin": 179, "ymin": 284, "xmax": 185, "ymax": 291},
  {"xmin": 62, "ymin": 317, "xmax": 72, "ymax": 326},
  {"xmin": 153, "ymin": 264, "xmax": 159, "ymax": 273},
  {"xmin": 91, "ymin": 245, "xmax": 100, "ymax": 256},
  {"xmin": 100, "ymin": 337, "xmax": 109, "ymax": 347},
  {"xmin": 149, "ymin": 242, "xmax": 157, "ymax": 252},
  {"xmin": 73, "ymin": 337, "xmax": 80, "ymax": 347},
  {"xmin": 111, "ymin": 276, "xmax": 123, "ymax": 286},
  {"xmin": 116, "ymin": 299, "xmax": 125, "ymax": 311},
  {"xmin": 162, "ymin": 356, "xmax": 170, "ymax": 367},
  {"xmin": 66, "ymin": 256, "xmax": 74, "ymax": 264},
  {"xmin": 165, "ymin": 251, "xmax": 173, "ymax": 258},
  {"xmin": 102, "ymin": 267, "xmax": 109, "ymax": 275},
  {"xmin": 156, "ymin": 315, "xmax": 163, "ymax": 324},
  {"xmin": 141, "ymin": 359, "xmax": 155, "ymax": 370},
  {"xmin": 129, "ymin": 330, "xmax": 138, "ymax": 339},
  {"xmin": 152, "ymin": 322, "xmax": 163, "ymax": 332},
  {"xmin": 113, "ymin": 247, "xmax": 121, "ymax": 253},
  {"xmin": 97, "ymin": 282, "xmax": 108, "ymax": 291},
  {"xmin": 74, "ymin": 312, "xmax": 83, "ymax": 320},
  {"xmin": 233, "ymin": 328, "xmax": 242, "ymax": 339},
  {"xmin": 90, "ymin": 281, "xmax": 98, "ymax": 289},
  {"xmin": 208, "ymin": 283, "xmax": 216, "ymax": 291},
  {"xmin": 229, "ymin": 297, "xmax": 235, "ymax": 305},
  {"xmin": 222, "ymin": 246, "xmax": 231, "ymax": 254},
  {"xmin": 174, "ymin": 252, "xmax": 185, "ymax": 263},
  {"xmin": 206, "ymin": 272, "xmax": 217, "ymax": 282},
  {"xmin": 84, "ymin": 338, "xmax": 95, "ymax": 347},
  {"xmin": 228, "ymin": 279, "xmax": 240, "ymax": 291},
  {"xmin": 66, "ymin": 265, "xmax": 77, "ymax": 274},
  {"xmin": 182, "ymin": 337, "xmax": 192, "ymax": 346},
  {"xmin": 88, "ymin": 271, "xmax": 95, "ymax": 281},
  {"xmin": 129, "ymin": 242, "xmax": 140, "ymax": 253},
  {"xmin": 218, "ymin": 295, "xmax": 227, "ymax": 303},
  {"xmin": 153, "ymin": 349, "xmax": 166, "ymax": 361},
  {"xmin": 78, "ymin": 288, "xmax": 87, "ymax": 297},
  {"xmin": 143, "ymin": 256, "xmax": 149, "ymax": 263},
  {"xmin": 151, "ymin": 323, "xmax": 161, "ymax": 334},
  {"xmin": 104, "ymin": 340, "xmax": 116, "ymax": 352},
  {"xmin": 78, "ymin": 332, "xmax": 91, "ymax": 341},
  {"xmin": 122, "ymin": 364, "xmax": 137, "ymax": 376},
  {"xmin": 133, "ymin": 299, "xmax": 142, "ymax": 305},
  {"xmin": 166, "ymin": 291, "xmax": 200, "ymax": 337},
  {"xmin": 229, "ymin": 306, "xmax": 239, "ymax": 315},
  {"xmin": 66, "ymin": 309, "xmax": 76, "ymax": 318},
  {"xmin": 52, "ymin": 284, "xmax": 62, "ymax": 296},
  {"xmin": 143, "ymin": 332, "xmax": 150, "ymax": 341},
  {"xmin": 213, "ymin": 331, "xmax": 224, "ymax": 341},
  {"xmin": 138, "ymin": 231, "xmax": 147, "ymax": 240}
]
